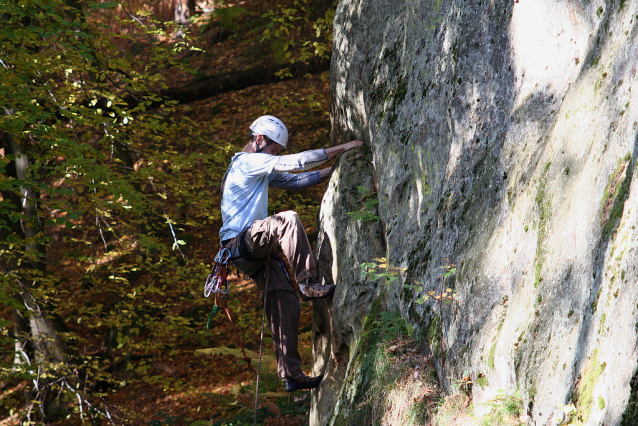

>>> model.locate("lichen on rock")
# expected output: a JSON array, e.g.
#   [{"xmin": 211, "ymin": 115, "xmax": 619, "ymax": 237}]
[{"xmin": 313, "ymin": 0, "xmax": 638, "ymax": 424}]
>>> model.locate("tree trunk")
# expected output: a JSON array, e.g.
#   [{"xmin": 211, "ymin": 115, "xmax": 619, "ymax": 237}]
[
  {"xmin": 174, "ymin": 0, "xmax": 194, "ymax": 26},
  {"xmin": 1, "ymin": 127, "xmax": 69, "ymax": 421}
]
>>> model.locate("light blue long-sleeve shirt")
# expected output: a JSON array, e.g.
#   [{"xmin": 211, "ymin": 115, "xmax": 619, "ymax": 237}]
[{"xmin": 219, "ymin": 149, "xmax": 328, "ymax": 241}]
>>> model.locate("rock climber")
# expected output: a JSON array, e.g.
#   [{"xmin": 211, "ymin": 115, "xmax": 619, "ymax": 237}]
[{"xmin": 219, "ymin": 115, "xmax": 363, "ymax": 391}]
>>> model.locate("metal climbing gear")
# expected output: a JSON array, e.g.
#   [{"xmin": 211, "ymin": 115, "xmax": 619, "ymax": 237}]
[
  {"xmin": 204, "ymin": 247, "xmax": 232, "ymax": 297},
  {"xmin": 203, "ymin": 244, "xmax": 255, "ymax": 374}
]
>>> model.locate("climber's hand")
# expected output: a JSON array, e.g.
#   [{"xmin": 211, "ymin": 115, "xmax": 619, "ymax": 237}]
[
  {"xmin": 325, "ymin": 140, "xmax": 365, "ymax": 159},
  {"xmin": 344, "ymin": 140, "xmax": 364, "ymax": 151}
]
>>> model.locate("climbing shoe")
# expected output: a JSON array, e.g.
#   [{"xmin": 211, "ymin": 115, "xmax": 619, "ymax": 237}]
[
  {"xmin": 285, "ymin": 373, "xmax": 324, "ymax": 392},
  {"xmin": 299, "ymin": 280, "xmax": 335, "ymax": 301}
]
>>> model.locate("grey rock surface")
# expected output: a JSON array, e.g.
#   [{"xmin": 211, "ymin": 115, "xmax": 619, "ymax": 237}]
[
  {"xmin": 311, "ymin": 147, "xmax": 385, "ymax": 425},
  {"xmin": 313, "ymin": 0, "xmax": 638, "ymax": 424}
]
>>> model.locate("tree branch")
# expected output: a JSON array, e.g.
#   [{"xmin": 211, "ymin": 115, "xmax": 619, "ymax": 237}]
[{"xmin": 124, "ymin": 57, "xmax": 330, "ymax": 110}]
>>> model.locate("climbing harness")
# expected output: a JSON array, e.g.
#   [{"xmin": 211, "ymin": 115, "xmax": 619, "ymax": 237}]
[{"xmin": 203, "ymin": 244, "xmax": 255, "ymax": 374}]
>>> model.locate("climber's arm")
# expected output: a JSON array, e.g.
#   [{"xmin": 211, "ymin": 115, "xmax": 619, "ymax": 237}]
[
  {"xmin": 319, "ymin": 167, "xmax": 332, "ymax": 180},
  {"xmin": 317, "ymin": 140, "xmax": 364, "ymax": 180},
  {"xmin": 324, "ymin": 140, "xmax": 364, "ymax": 159},
  {"xmin": 269, "ymin": 171, "xmax": 321, "ymax": 192}
]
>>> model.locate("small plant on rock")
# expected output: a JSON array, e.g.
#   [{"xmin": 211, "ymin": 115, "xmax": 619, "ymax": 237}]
[
  {"xmin": 360, "ymin": 258, "xmax": 457, "ymax": 304},
  {"xmin": 347, "ymin": 185, "xmax": 380, "ymax": 222}
]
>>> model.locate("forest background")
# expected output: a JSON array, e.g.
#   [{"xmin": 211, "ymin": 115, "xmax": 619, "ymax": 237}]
[{"xmin": 0, "ymin": 0, "xmax": 337, "ymax": 424}]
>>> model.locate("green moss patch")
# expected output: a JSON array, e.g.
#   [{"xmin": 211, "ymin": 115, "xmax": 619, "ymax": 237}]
[
  {"xmin": 478, "ymin": 390, "xmax": 525, "ymax": 426},
  {"xmin": 569, "ymin": 349, "xmax": 607, "ymax": 424},
  {"xmin": 534, "ymin": 162, "xmax": 552, "ymax": 288}
]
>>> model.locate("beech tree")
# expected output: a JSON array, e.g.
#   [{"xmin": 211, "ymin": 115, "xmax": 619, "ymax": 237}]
[
  {"xmin": 0, "ymin": 0, "xmax": 336, "ymax": 422},
  {"xmin": 0, "ymin": 0, "xmax": 227, "ymax": 421}
]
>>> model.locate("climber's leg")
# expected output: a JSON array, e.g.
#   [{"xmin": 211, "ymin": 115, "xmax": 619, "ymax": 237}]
[
  {"xmin": 245, "ymin": 210, "xmax": 316, "ymax": 283},
  {"xmin": 264, "ymin": 289, "xmax": 302, "ymax": 379}
]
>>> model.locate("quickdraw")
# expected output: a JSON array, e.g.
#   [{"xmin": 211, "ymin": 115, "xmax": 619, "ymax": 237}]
[
  {"xmin": 204, "ymin": 247, "xmax": 232, "ymax": 298},
  {"xmin": 203, "ymin": 245, "xmax": 255, "ymax": 374}
]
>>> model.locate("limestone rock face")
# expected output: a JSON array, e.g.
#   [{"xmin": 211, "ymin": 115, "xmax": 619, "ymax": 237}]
[{"xmin": 314, "ymin": 0, "xmax": 638, "ymax": 424}]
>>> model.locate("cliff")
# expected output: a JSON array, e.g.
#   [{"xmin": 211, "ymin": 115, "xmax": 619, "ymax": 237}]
[{"xmin": 312, "ymin": 0, "xmax": 638, "ymax": 424}]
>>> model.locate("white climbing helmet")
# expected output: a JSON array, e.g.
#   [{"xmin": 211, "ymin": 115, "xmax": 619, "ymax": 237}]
[{"xmin": 249, "ymin": 115, "xmax": 288, "ymax": 148}]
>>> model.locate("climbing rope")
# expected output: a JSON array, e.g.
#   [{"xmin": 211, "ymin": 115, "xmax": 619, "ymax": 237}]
[
  {"xmin": 254, "ymin": 262, "xmax": 271, "ymax": 426},
  {"xmin": 277, "ymin": 252, "xmax": 298, "ymax": 289}
]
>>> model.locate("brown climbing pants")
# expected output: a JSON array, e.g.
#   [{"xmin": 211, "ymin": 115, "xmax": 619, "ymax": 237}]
[
  {"xmin": 264, "ymin": 289, "xmax": 303, "ymax": 379},
  {"xmin": 245, "ymin": 210, "xmax": 316, "ymax": 291},
  {"xmin": 239, "ymin": 211, "xmax": 316, "ymax": 379}
]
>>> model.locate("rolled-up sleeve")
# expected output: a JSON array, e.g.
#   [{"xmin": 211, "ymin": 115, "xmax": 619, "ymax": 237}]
[{"xmin": 269, "ymin": 171, "xmax": 321, "ymax": 192}]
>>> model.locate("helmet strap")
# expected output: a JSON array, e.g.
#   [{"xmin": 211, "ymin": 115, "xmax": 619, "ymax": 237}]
[{"xmin": 255, "ymin": 137, "xmax": 276, "ymax": 153}]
